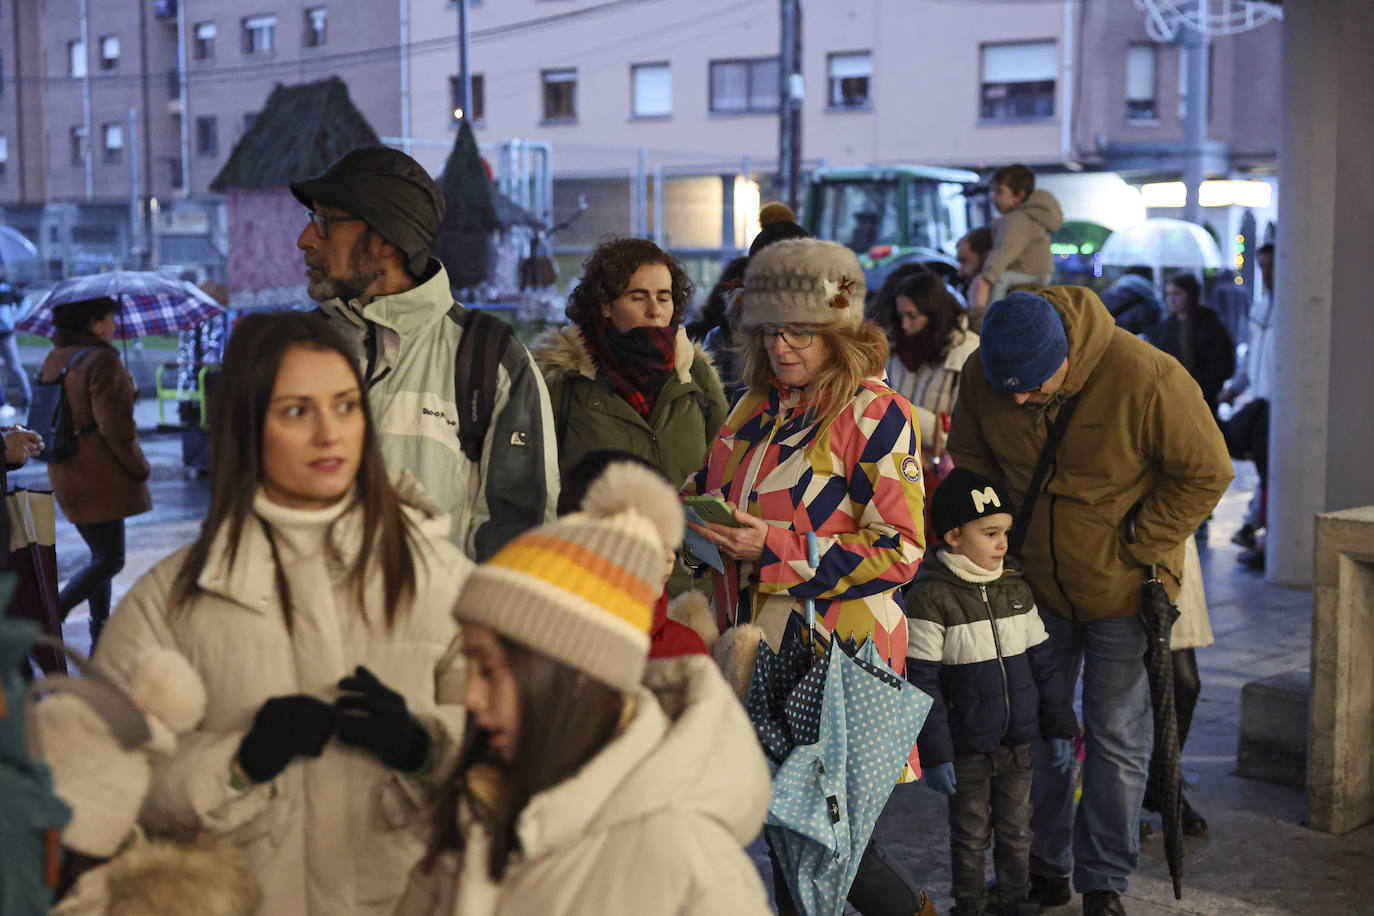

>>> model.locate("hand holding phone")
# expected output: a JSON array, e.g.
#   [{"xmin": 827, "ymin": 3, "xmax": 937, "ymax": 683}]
[{"xmin": 684, "ymin": 494, "xmax": 745, "ymax": 527}]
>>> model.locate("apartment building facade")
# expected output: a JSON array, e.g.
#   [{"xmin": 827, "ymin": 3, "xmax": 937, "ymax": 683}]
[
  {"xmin": 0, "ymin": 0, "xmax": 403, "ymax": 279},
  {"xmin": 404, "ymin": 0, "xmax": 1280, "ymax": 257}
]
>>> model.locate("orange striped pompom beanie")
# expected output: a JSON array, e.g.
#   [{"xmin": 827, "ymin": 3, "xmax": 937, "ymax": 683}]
[{"xmin": 452, "ymin": 462, "xmax": 684, "ymax": 692}]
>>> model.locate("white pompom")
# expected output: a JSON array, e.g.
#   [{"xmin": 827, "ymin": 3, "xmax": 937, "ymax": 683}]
[
  {"xmin": 127, "ymin": 647, "xmax": 208, "ymax": 735},
  {"xmin": 580, "ymin": 461, "xmax": 684, "ymax": 551}
]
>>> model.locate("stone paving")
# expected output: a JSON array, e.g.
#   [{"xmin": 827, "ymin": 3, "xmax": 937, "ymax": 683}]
[{"xmin": 30, "ymin": 405, "xmax": 1374, "ymax": 915}]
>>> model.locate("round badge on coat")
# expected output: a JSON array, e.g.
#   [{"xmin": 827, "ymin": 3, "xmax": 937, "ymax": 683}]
[{"xmin": 901, "ymin": 455, "xmax": 921, "ymax": 483}]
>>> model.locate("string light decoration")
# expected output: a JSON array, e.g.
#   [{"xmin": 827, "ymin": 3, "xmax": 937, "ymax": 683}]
[{"xmin": 1133, "ymin": 0, "xmax": 1281, "ymax": 41}]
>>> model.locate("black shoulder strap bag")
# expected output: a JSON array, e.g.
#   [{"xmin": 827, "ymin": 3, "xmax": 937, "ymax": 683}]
[{"xmin": 1008, "ymin": 393, "xmax": 1081, "ymax": 559}]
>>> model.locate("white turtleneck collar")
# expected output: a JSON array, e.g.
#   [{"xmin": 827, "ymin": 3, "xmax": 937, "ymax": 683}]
[
  {"xmin": 252, "ymin": 487, "xmax": 355, "ymax": 560},
  {"xmin": 937, "ymin": 547, "xmax": 1003, "ymax": 584}
]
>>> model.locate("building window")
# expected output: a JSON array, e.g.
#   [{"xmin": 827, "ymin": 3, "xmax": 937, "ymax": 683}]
[
  {"xmin": 69, "ymin": 126, "xmax": 85, "ymax": 166},
  {"xmin": 709, "ymin": 58, "xmax": 779, "ymax": 114},
  {"xmin": 304, "ymin": 7, "xmax": 326, "ymax": 48},
  {"xmin": 1126, "ymin": 44, "xmax": 1157, "ymax": 121},
  {"xmin": 242, "ymin": 15, "xmax": 276, "ymax": 55},
  {"xmin": 827, "ymin": 52, "xmax": 871, "ymax": 109},
  {"xmin": 194, "ymin": 22, "xmax": 216, "ymax": 60},
  {"xmin": 631, "ymin": 62, "xmax": 671, "ymax": 118},
  {"xmin": 99, "ymin": 36, "xmax": 119, "ymax": 71},
  {"xmin": 541, "ymin": 68, "xmax": 576, "ymax": 122},
  {"xmin": 102, "ymin": 123, "xmax": 123, "ymax": 164},
  {"xmin": 980, "ymin": 40, "xmax": 1057, "ymax": 121},
  {"xmin": 195, "ymin": 115, "xmax": 217, "ymax": 157},
  {"xmin": 68, "ymin": 40, "xmax": 86, "ymax": 78},
  {"xmin": 0, "ymin": 135, "xmax": 9, "ymax": 177},
  {"xmin": 449, "ymin": 74, "xmax": 485, "ymax": 122}
]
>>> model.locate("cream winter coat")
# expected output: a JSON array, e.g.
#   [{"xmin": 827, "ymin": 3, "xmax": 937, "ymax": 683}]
[
  {"xmin": 885, "ymin": 321, "xmax": 980, "ymax": 453},
  {"xmin": 94, "ymin": 473, "xmax": 473, "ymax": 916},
  {"xmin": 391, "ymin": 655, "xmax": 773, "ymax": 916}
]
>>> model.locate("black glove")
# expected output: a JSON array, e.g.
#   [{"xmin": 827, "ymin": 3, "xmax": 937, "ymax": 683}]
[
  {"xmin": 334, "ymin": 666, "xmax": 431, "ymax": 772},
  {"xmin": 236, "ymin": 695, "xmax": 339, "ymax": 784}
]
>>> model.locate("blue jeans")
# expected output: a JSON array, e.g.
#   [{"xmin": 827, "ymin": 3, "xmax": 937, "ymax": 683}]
[
  {"xmin": 58, "ymin": 519, "xmax": 126, "ymax": 648},
  {"xmin": 1029, "ymin": 611, "xmax": 1150, "ymax": 896}
]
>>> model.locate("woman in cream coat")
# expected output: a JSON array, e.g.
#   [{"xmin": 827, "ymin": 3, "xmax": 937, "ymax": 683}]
[{"xmin": 95, "ymin": 313, "xmax": 472, "ymax": 916}]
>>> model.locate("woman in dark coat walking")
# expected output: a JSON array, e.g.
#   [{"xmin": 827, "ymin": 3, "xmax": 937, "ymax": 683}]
[
  {"xmin": 41, "ymin": 296, "xmax": 150, "ymax": 646},
  {"xmin": 1148, "ymin": 273, "xmax": 1235, "ymax": 413}
]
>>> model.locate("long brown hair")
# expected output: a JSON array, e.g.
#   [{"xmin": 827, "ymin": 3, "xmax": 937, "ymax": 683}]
[
  {"xmin": 735, "ymin": 320, "xmax": 890, "ymax": 428},
  {"xmin": 172, "ymin": 312, "xmax": 419, "ymax": 630},
  {"xmin": 423, "ymin": 636, "xmax": 624, "ymax": 881}
]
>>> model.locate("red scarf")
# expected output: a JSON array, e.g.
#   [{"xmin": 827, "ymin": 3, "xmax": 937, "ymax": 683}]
[
  {"xmin": 581, "ymin": 321, "xmax": 678, "ymax": 417},
  {"xmin": 893, "ymin": 325, "xmax": 932, "ymax": 374}
]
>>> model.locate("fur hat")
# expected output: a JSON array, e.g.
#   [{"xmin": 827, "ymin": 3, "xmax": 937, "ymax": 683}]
[
  {"xmin": 736, "ymin": 238, "xmax": 866, "ymax": 331},
  {"xmin": 452, "ymin": 462, "xmax": 683, "ymax": 692},
  {"xmin": 35, "ymin": 648, "xmax": 207, "ymax": 858}
]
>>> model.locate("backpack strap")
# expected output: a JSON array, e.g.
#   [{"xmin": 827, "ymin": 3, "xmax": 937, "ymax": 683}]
[
  {"xmin": 448, "ymin": 306, "xmax": 515, "ymax": 463},
  {"xmin": 1008, "ymin": 393, "xmax": 1081, "ymax": 559},
  {"xmin": 42, "ymin": 347, "xmax": 100, "ymax": 438}
]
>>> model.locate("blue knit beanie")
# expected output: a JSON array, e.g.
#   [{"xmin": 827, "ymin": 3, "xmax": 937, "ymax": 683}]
[{"xmin": 979, "ymin": 291, "xmax": 1068, "ymax": 392}]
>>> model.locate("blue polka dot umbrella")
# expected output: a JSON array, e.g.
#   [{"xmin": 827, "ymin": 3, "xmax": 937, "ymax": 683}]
[{"xmin": 17, "ymin": 271, "xmax": 223, "ymax": 340}]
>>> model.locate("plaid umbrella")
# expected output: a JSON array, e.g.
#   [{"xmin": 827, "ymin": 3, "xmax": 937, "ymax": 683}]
[
  {"xmin": 1141, "ymin": 563, "xmax": 1184, "ymax": 899},
  {"xmin": 17, "ymin": 271, "xmax": 222, "ymax": 339}
]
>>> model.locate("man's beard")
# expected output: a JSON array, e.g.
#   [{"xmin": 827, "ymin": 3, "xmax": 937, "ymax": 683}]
[{"xmin": 307, "ymin": 233, "xmax": 385, "ymax": 303}]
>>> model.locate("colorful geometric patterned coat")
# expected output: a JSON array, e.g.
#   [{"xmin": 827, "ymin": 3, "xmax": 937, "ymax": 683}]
[{"xmin": 686, "ymin": 377, "xmax": 926, "ymax": 673}]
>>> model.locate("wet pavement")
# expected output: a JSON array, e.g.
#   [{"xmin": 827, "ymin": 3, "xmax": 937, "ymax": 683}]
[{"xmin": 29, "ymin": 401, "xmax": 1374, "ymax": 914}]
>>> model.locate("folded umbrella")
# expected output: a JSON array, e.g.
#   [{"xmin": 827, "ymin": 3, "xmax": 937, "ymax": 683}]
[
  {"xmin": 17, "ymin": 270, "xmax": 222, "ymax": 340},
  {"xmin": 1141, "ymin": 563, "xmax": 1184, "ymax": 899}
]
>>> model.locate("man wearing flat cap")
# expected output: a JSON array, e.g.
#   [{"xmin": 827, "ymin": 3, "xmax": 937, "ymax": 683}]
[
  {"xmin": 947, "ymin": 288, "xmax": 1232, "ymax": 916},
  {"xmin": 293, "ymin": 146, "xmax": 558, "ymax": 560}
]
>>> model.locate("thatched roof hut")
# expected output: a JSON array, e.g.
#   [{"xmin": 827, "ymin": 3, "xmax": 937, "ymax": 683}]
[{"xmin": 211, "ymin": 77, "xmax": 380, "ymax": 309}]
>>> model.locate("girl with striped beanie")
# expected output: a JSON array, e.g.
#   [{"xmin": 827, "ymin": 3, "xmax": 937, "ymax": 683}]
[{"xmin": 394, "ymin": 462, "xmax": 773, "ymax": 916}]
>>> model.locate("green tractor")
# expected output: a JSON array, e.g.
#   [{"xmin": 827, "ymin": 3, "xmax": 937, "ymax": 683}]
[{"xmin": 801, "ymin": 164, "xmax": 982, "ymax": 296}]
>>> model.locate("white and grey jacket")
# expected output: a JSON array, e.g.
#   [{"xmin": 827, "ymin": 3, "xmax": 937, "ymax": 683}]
[{"xmin": 320, "ymin": 260, "xmax": 559, "ymax": 560}]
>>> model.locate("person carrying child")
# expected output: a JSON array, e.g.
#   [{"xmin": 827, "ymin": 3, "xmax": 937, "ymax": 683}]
[
  {"xmin": 904, "ymin": 467, "xmax": 1078, "ymax": 916},
  {"xmin": 969, "ymin": 164, "xmax": 1063, "ymax": 323}
]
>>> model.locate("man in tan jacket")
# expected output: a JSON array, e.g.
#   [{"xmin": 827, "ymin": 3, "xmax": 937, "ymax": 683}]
[{"xmin": 948, "ymin": 287, "xmax": 1232, "ymax": 916}]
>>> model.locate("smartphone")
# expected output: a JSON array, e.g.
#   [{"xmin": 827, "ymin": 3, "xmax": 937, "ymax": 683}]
[{"xmin": 684, "ymin": 494, "xmax": 745, "ymax": 527}]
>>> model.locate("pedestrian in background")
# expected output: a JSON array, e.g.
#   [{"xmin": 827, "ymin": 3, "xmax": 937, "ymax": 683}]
[
  {"xmin": 686, "ymin": 238, "xmax": 935, "ymax": 916},
  {"xmin": 396, "ymin": 462, "xmax": 772, "ymax": 916},
  {"xmin": 1100, "ymin": 267, "xmax": 1164, "ymax": 337},
  {"xmin": 0, "ymin": 268, "xmax": 33, "ymax": 418},
  {"xmin": 968, "ymin": 165, "xmax": 1063, "ymax": 320},
  {"xmin": 93, "ymin": 312, "xmax": 472, "ymax": 916},
  {"xmin": 878, "ymin": 272, "xmax": 981, "ymax": 487},
  {"xmin": 42, "ymin": 296, "xmax": 150, "ymax": 649},
  {"xmin": 1148, "ymin": 272, "xmax": 1235, "ymax": 415},
  {"xmin": 905, "ymin": 467, "xmax": 1078, "ymax": 916},
  {"xmin": 532, "ymin": 237, "xmax": 727, "ymax": 599},
  {"xmin": 294, "ymin": 146, "xmax": 558, "ymax": 561},
  {"xmin": 948, "ymin": 289, "xmax": 1232, "ymax": 916}
]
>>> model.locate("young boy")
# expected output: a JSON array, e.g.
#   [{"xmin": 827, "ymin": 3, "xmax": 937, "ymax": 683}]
[
  {"xmin": 905, "ymin": 467, "xmax": 1077, "ymax": 916},
  {"xmin": 970, "ymin": 163, "xmax": 1064, "ymax": 321}
]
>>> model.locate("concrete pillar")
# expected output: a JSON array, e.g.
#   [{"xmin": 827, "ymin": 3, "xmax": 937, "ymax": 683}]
[
  {"xmin": 1310, "ymin": 508, "xmax": 1374, "ymax": 834},
  {"xmin": 1269, "ymin": 0, "xmax": 1374, "ymax": 585}
]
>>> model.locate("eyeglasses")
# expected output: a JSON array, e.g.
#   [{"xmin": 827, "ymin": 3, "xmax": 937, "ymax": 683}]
[
  {"xmin": 306, "ymin": 210, "xmax": 363, "ymax": 239},
  {"xmin": 760, "ymin": 326, "xmax": 815, "ymax": 350}
]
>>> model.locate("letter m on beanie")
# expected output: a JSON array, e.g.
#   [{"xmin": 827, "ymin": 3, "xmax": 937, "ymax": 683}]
[{"xmin": 971, "ymin": 486, "xmax": 1002, "ymax": 514}]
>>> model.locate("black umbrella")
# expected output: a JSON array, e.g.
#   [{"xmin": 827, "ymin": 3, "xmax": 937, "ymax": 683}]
[{"xmin": 1141, "ymin": 563, "xmax": 1184, "ymax": 899}]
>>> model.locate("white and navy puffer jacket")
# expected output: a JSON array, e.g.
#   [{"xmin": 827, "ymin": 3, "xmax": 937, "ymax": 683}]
[{"xmin": 903, "ymin": 548, "xmax": 1077, "ymax": 764}]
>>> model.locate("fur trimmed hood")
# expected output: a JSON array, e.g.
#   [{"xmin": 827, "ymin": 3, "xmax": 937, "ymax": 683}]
[
  {"xmin": 532, "ymin": 325, "xmax": 708, "ymax": 387},
  {"xmin": 52, "ymin": 837, "xmax": 262, "ymax": 916}
]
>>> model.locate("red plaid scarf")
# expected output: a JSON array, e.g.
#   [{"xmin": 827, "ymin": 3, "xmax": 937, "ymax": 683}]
[{"xmin": 581, "ymin": 320, "xmax": 678, "ymax": 417}]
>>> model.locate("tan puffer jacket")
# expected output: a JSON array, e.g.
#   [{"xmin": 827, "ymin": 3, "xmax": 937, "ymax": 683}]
[
  {"xmin": 392, "ymin": 655, "xmax": 773, "ymax": 916},
  {"xmin": 947, "ymin": 286, "xmax": 1233, "ymax": 621}
]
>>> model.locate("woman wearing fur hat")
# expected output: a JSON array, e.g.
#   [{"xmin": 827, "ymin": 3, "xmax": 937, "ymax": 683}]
[
  {"xmin": 685, "ymin": 238, "xmax": 933, "ymax": 916},
  {"xmin": 532, "ymin": 237, "xmax": 728, "ymax": 598},
  {"xmin": 685, "ymin": 237, "xmax": 926, "ymax": 672},
  {"xmin": 394, "ymin": 462, "xmax": 773, "ymax": 916},
  {"xmin": 92, "ymin": 313, "xmax": 473, "ymax": 916}
]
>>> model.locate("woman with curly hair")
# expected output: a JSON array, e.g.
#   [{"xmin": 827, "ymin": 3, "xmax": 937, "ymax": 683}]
[
  {"xmin": 881, "ymin": 273, "xmax": 979, "ymax": 482},
  {"xmin": 531, "ymin": 238, "xmax": 728, "ymax": 597}
]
